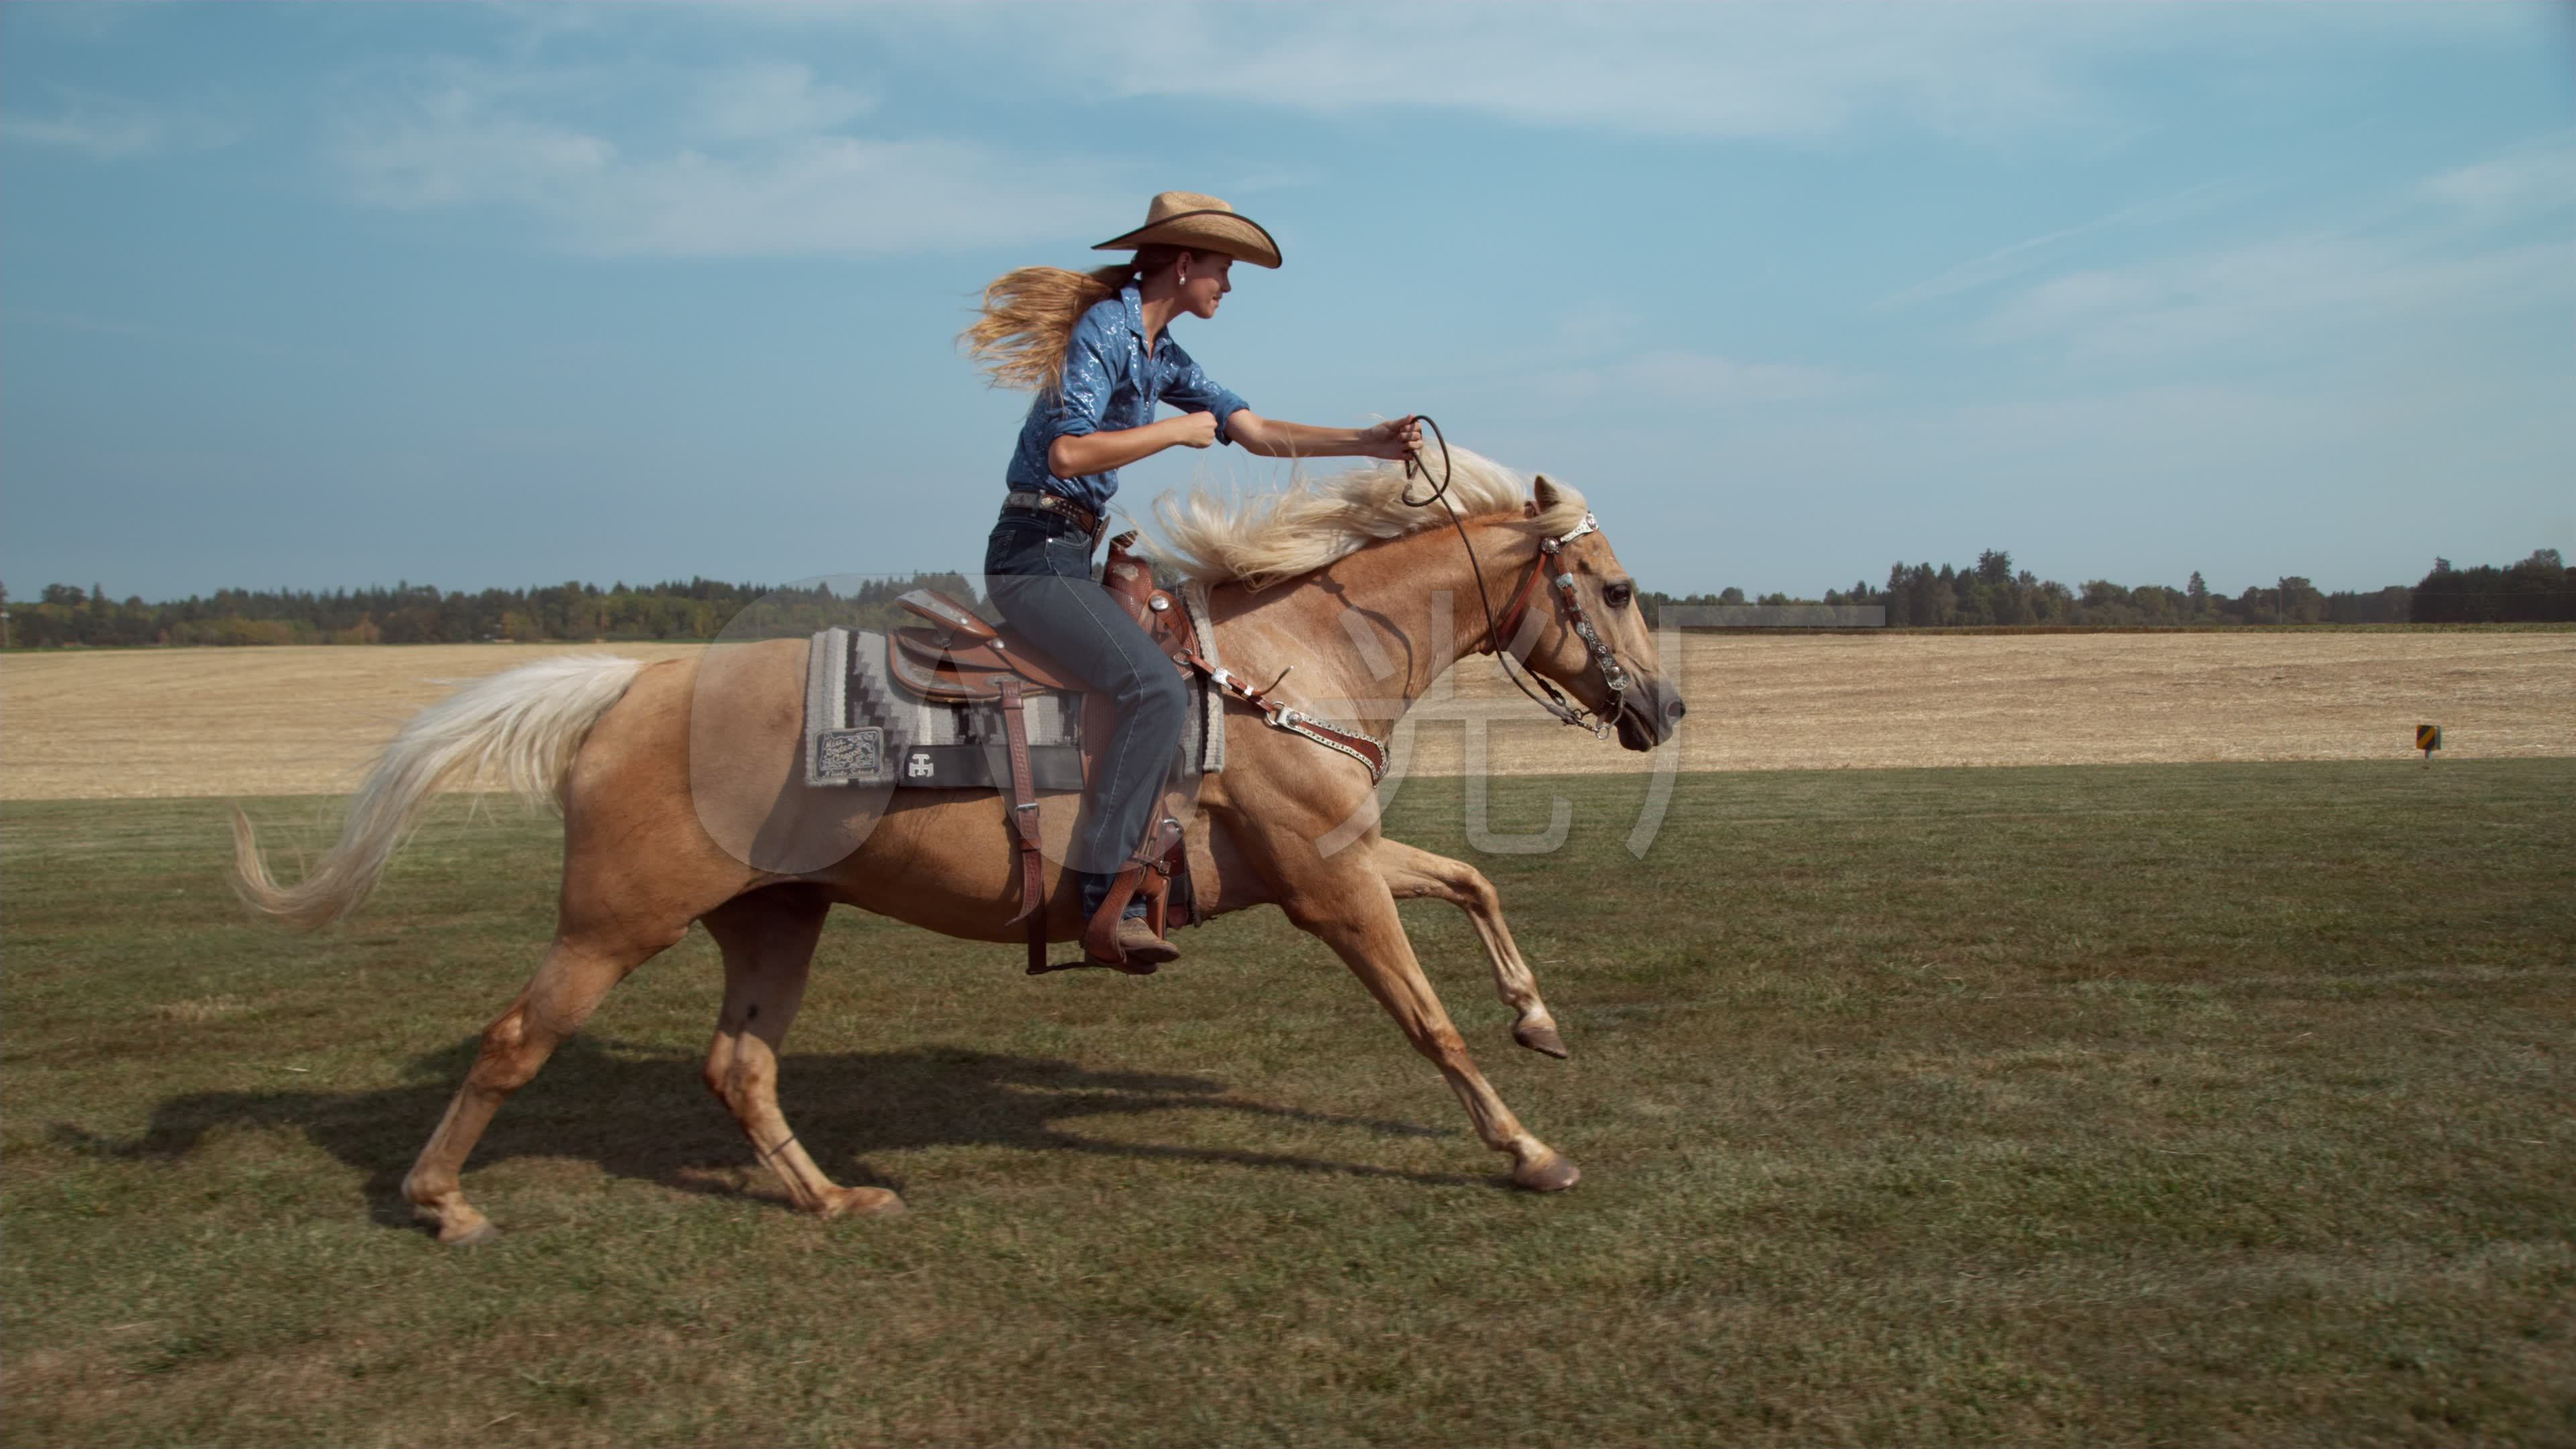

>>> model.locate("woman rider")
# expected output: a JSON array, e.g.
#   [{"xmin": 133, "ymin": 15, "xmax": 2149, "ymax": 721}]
[{"xmin": 965, "ymin": 191, "xmax": 1420, "ymax": 966}]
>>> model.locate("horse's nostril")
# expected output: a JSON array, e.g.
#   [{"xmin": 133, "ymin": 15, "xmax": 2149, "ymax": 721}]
[{"xmin": 1664, "ymin": 696, "xmax": 1687, "ymax": 722}]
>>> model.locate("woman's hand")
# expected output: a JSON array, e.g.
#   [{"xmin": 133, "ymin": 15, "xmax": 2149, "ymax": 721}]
[
  {"xmin": 1357, "ymin": 415, "xmax": 1424, "ymax": 460},
  {"xmin": 1169, "ymin": 411, "xmax": 1220, "ymax": 449}
]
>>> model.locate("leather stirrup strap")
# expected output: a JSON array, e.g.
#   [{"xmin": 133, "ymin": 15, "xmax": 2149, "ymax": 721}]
[{"xmin": 996, "ymin": 678, "xmax": 1048, "ymax": 973}]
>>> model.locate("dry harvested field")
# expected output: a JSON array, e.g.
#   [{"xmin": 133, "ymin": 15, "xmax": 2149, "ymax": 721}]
[
  {"xmin": 1, "ymin": 643, "xmax": 702, "ymax": 801},
  {"xmin": 2, "ymin": 631, "xmax": 2569, "ymax": 800}
]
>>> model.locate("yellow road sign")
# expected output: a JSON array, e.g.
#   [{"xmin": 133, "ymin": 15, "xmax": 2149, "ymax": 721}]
[{"xmin": 2417, "ymin": 724, "xmax": 2442, "ymax": 753}]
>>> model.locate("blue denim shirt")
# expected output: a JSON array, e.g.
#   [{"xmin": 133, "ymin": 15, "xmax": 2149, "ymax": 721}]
[{"xmin": 1004, "ymin": 284, "xmax": 1250, "ymax": 514}]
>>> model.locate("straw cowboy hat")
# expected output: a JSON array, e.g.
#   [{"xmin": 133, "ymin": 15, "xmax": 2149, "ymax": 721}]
[{"xmin": 1093, "ymin": 191, "xmax": 1283, "ymax": 269}]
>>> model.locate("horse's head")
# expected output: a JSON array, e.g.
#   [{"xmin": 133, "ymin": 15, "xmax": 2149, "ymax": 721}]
[{"xmin": 1507, "ymin": 476, "xmax": 1686, "ymax": 753}]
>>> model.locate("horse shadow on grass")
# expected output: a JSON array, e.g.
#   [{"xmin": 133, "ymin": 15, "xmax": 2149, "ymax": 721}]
[{"xmin": 55, "ymin": 1039, "xmax": 1478, "ymax": 1232}]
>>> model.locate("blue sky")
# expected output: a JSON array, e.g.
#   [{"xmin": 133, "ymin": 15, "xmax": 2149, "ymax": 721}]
[{"xmin": 3, "ymin": 2, "xmax": 2570, "ymax": 601}]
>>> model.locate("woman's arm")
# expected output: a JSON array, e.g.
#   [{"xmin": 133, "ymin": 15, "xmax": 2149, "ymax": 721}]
[
  {"xmin": 1045, "ymin": 411, "xmax": 1420, "ymax": 478},
  {"xmin": 1048, "ymin": 412, "xmax": 1220, "ymax": 479},
  {"xmin": 1230, "ymin": 413, "xmax": 1421, "ymax": 462}
]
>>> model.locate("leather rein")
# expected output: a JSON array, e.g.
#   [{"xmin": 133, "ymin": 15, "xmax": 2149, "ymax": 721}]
[
  {"xmin": 1402, "ymin": 417, "xmax": 1634, "ymax": 741},
  {"xmin": 1156, "ymin": 418, "xmax": 1637, "ymax": 788}
]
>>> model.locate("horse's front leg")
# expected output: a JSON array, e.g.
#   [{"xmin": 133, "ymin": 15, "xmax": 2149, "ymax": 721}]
[
  {"xmin": 1376, "ymin": 839, "xmax": 1568, "ymax": 1059},
  {"xmin": 1291, "ymin": 861, "xmax": 1578, "ymax": 1192}
]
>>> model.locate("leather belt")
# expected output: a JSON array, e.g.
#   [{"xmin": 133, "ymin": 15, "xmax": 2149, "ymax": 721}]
[{"xmin": 1002, "ymin": 491, "xmax": 1103, "ymax": 541}]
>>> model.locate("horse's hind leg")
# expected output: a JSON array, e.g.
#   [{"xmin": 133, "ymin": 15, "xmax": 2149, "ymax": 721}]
[
  {"xmin": 699, "ymin": 887, "xmax": 903, "ymax": 1220},
  {"xmin": 1377, "ymin": 840, "xmax": 1568, "ymax": 1059},
  {"xmin": 402, "ymin": 922, "xmax": 682, "ymax": 1244}
]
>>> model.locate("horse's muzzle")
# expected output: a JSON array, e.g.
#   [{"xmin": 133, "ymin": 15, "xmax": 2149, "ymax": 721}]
[{"xmin": 1617, "ymin": 679, "xmax": 1685, "ymax": 752}]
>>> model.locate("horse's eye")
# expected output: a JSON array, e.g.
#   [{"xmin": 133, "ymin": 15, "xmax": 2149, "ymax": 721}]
[{"xmin": 1604, "ymin": 583, "xmax": 1633, "ymax": 609}]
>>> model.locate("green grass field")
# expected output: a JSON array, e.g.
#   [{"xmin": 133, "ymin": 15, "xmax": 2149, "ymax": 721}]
[{"xmin": 5, "ymin": 762, "xmax": 2572, "ymax": 1448}]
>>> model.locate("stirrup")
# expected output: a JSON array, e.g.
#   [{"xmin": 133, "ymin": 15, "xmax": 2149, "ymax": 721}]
[
  {"xmin": 1030, "ymin": 816, "xmax": 1185, "ymax": 977},
  {"xmin": 1030, "ymin": 912, "xmax": 1176, "ymax": 975},
  {"xmin": 1081, "ymin": 859, "xmax": 1177, "ymax": 967},
  {"xmin": 1028, "ymin": 909, "xmax": 1175, "ymax": 975}
]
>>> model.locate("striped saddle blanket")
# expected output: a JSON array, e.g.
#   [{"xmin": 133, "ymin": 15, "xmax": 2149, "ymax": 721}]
[{"xmin": 799, "ymin": 582, "xmax": 1226, "ymax": 794}]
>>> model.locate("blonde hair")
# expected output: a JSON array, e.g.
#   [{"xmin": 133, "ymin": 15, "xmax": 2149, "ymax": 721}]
[
  {"xmin": 1148, "ymin": 447, "xmax": 1590, "ymax": 590},
  {"xmin": 962, "ymin": 246, "xmax": 1188, "ymax": 394}
]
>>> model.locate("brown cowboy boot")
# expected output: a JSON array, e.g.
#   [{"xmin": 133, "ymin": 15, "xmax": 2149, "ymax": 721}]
[
  {"xmin": 1081, "ymin": 857, "xmax": 1180, "ymax": 970},
  {"xmin": 1104, "ymin": 914, "xmax": 1180, "ymax": 968}
]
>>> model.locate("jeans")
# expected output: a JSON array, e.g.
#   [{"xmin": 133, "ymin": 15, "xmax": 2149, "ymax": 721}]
[{"xmin": 983, "ymin": 509, "xmax": 1189, "ymax": 918}]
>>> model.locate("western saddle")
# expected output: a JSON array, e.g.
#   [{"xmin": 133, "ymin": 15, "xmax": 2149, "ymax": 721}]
[{"xmin": 884, "ymin": 533, "xmax": 1202, "ymax": 975}]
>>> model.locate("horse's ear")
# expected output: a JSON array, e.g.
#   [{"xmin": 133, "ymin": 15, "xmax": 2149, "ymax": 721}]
[{"xmin": 1530, "ymin": 474, "xmax": 1561, "ymax": 516}]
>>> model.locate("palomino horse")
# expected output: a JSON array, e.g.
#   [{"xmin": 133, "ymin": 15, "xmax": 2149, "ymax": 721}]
[{"xmin": 232, "ymin": 453, "xmax": 1683, "ymax": 1244}]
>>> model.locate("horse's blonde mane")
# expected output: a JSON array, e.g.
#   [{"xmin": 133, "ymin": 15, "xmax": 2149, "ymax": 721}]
[{"xmin": 1145, "ymin": 447, "xmax": 1589, "ymax": 590}]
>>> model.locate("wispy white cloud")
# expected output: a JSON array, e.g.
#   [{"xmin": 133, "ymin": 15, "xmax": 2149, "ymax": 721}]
[
  {"xmin": 2419, "ymin": 133, "xmax": 2576, "ymax": 221},
  {"xmin": 1219, "ymin": 163, "xmax": 1331, "ymax": 197},
  {"xmin": 1879, "ymin": 179, "xmax": 2245, "ymax": 309},
  {"xmin": 570, "ymin": 137, "xmax": 1124, "ymax": 258},
  {"xmin": 1425, "ymin": 304, "xmax": 1861, "ymax": 411},
  {"xmin": 1, "ymin": 109, "xmax": 160, "ymax": 158},
  {"xmin": 1618, "ymin": 350, "xmax": 1861, "ymax": 405},
  {"xmin": 1519, "ymin": 347, "xmax": 1866, "ymax": 417},
  {"xmin": 1974, "ymin": 231, "xmax": 2573, "ymax": 364},
  {"xmin": 1964, "ymin": 142, "xmax": 2576, "ymax": 366},
  {"xmin": 341, "ymin": 91, "xmax": 614, "ymax": 210},
  {"xmin": 1033, "ymin": 5, "xmax": 2120, "ymax": 141},
  {"xmin": 689, "ymin": 62, "xmax": 873, "ymax": 143},
  {"xmin": 334, "ymin": 66, "xmax": 1125, "ymax": 257},
  {"xmin": 852, "ymin": 3, "xmax": 2548, "ymax": 144},
  {"xmin": 0, "ymin": 87, "xmax": 239, "ymax": 159}
]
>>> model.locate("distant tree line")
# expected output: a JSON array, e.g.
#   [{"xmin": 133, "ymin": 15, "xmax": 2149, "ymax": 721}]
[
  {"xmin": 4, "ymin": 549, "xmax": 2567, "ymax": 648},
  {"xmin": 2409, "ymin": 551, "xmax": 2575, "ymax": 623},
  {"xmin": 1640, "ymin": 549, "xmax": 2569, "ymax": 628},
  {"xmin": 0, "ymin": 574, "xmax": 983, "ymax": 649}
]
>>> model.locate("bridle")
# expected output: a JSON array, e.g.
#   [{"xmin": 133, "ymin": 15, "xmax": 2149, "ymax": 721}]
[
  {"xmin": 1401, "ymin": 418, "xmax": 1634, "ymax": 741},
  {"xmin": 1488, "ymin": 508, "xmax": 1633, "ymax": 737}
]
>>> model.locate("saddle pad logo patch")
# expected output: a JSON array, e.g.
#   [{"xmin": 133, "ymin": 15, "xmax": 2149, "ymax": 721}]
[{"xmin": 813, "ymin": 727, "xmax": 885, "ymax": 782}]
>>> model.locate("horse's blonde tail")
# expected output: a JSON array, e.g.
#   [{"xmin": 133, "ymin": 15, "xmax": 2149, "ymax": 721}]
[{"xmin": 230, "ymin": 653, "xmax": 647, "ymax": 929}]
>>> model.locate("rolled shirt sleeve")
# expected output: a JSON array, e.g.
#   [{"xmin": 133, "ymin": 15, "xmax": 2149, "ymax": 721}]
[
  {"xmin": 1156, "ymin": 341, "xmax": 1250, "ymax": 444},
  {"xmin": 1036, "ymin": 319, "xmax": 1116, "ymax": 448}
]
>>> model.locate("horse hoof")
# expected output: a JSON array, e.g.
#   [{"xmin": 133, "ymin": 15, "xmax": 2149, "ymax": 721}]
[
  {"xmin": 1511, "ymin": 1152, "xmax": 1581, "ymax": 1193},
  {"xmin": 1514, "ymin": 1023, "xmax": 1570, "ymax": 1059},
  {"xmin": 822, "ymin": 1187, "xmax": 906, "ymax": 1220},
  {"xmin": 439, "ymin": 1220, "xmax": 500, "ymax": 1247}
]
